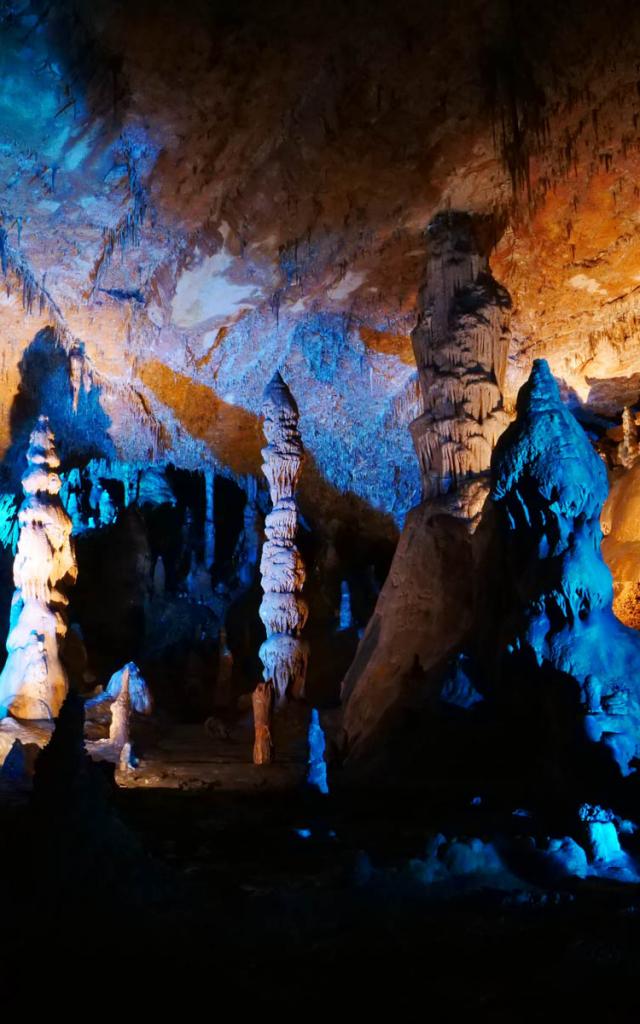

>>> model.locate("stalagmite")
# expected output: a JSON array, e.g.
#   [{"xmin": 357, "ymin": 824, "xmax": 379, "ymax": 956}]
[
  {"xmin": 254, "ymin": 372, "xmax": 308, "ymax": 763},
  {"xmin": 338, "ymin": 580, "xmax": 353, "ymax": 631},
  {"xmin": 153, "ymin": 555, "xmax": 166, "ymax": 598},
  {"xmin": 237, "ymin": 474, "xmax": 261, "ymax": 587},
  {"xmin": 85, "ymin": 662, "xmax": 152, "ymax": 765},
  {"xmin": 215, "ymin": 626, "xmax": 233, "ymax": 709},
  {"xmin": 204, "ymin": 466, "xmax": 215, "ymax": 570},
  {"xmin": 491, "ymin": 359, "xmax": 640, "ymax": 780},
  {"xmin": 0, "ymin": 416, "xmax": 77, "ymax": 719},
  {"xmin": 618, "ymin": 406, "xmax": 639, "ymax": 469},
  {"xmin": 409, "ymin": 211, "xmax": 511, "ymax": 514},
  {"xmin": 342, "ymin": 212, "xmax": 512, "ymax": 760}
]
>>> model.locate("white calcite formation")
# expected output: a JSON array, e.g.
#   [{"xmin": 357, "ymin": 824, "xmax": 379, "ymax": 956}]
[
  {"xmin": 617, "ymin": 407, "xmax": 639, "ymax": 469},
  {"xmin": 0, "ymin": 416, "xmax": 77, "ymax": 719},
  {"xmin": 85, "ymin": 661, "xmax": 152, "ymax": 765},
  {"xmin": 410, "ymin": 211, "xmax": 511, "ymax": 514},
  {"xmin": 254, "ymin": 372, "xmax": 308, "ymax": 763}
]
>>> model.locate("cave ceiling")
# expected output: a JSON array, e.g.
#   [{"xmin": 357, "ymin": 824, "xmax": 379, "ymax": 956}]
[{"xmin": 0, "ymin": 0, "xmax": 639, "ymax": 526}]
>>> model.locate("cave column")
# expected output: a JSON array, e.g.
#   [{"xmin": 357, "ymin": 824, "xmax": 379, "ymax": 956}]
[
  {"xmin": 409, "ymin": 211, "xmax": 511, "ymax": 517},
  {"xmin": 0, "ymin": 416, "xmax": 77, "ymax": 719},
  {"xmin": 253, "ymin": 372, "xmax": 308, "ymax": 765}
]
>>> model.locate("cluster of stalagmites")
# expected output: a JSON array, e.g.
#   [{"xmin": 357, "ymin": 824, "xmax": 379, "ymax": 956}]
[
  {"xmin": 253, "ymin": 372, "xmax": 308, "ymax": 764},
  {"xmin": 0, "ymin": 416, "xmax": 77, "ymax": 719},
  {"xmin": 410, "ymin": 211, "xmax": 511, "ymax": 515}
]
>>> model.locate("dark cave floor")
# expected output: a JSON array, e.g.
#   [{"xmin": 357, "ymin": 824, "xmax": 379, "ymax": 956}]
[{"xmin": 1, "ymin": 725, "xmax": 640, "ymax": 1018}]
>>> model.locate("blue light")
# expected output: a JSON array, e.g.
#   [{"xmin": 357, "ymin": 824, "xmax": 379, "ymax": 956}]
[{"xmin": 307, "ymin": 708, "xmax": 329, "ymax": 794}]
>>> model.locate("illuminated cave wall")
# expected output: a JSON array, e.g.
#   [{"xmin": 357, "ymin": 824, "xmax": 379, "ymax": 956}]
[{"xmin": 0, "ymin": 0, "xmax": 639, "ymax": 689}]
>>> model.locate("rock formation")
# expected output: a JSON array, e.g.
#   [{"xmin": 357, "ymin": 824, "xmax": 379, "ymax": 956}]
[
  {"xmin": 254, "ymin": 372, "xmax": 308, "ymax": 763},
  {"xmin": 602, "ymin": 459, "xmax": 640, "ymax": 628},
  {"xmin": 204, "ymin": 466, "xmax": 216, "ymax": 571},
  {"xmin": 491, "ymin": 359, "xmax": 640, "ymax": 781},
  {"xmin": 617, "ymin": 408, "xmax": 639, "ymax": 470},
  {"xmin": 342, "ymin": 214, "xmax": 510, "ymax": 760},
  {"xmin": 85, "ymin": 662, "xmax": 152, "ymax": 765},
  {"xmin": 410, "ymin": 211, "xmax": 511, "ymax": 510},
  {"xmin": 0, "ymin": 416, "xmax": 77, "ymax": 719}
]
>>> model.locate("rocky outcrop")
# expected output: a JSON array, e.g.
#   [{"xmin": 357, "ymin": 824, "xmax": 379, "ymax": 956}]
[{"xmin": 0, "ymin": 416, "xmax": 77, "ymax": 719}]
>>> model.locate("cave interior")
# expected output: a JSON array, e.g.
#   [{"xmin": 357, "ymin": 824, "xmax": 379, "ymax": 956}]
[{"xmin": 3, "ymin": 0, "xmax": 640, "ymax": 1014}]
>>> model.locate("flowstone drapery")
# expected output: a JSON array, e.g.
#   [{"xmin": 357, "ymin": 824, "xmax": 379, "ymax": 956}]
[
  {"xmin": 253, "ymin": 372, "xmax": 308, "ymax": 764},
  {"xmin": 0, "ymin": 416, "xmax": 77, "ymax": 719}
]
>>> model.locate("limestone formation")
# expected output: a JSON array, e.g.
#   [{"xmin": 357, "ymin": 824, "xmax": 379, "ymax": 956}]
[
  {"xmin": 342, "ymin": 213, "xmax": 510, "ymax": 759},
  {"xmin": 85, "ymin": 662, "xmax": 152, "ymax": 764},
  {"xmin": 491, "ymin": 359, "xmax": 640, "ymax": 780},
  {"xmin": 0, "ymin": 416, "xmax": 77, "ymax": 719},
  {"xmin": 204, "ymin": 466, "xmax": 216, "ymax": 571},
  {"xmin": 617, "ymin": 407, "xmax": 639, "ymax": 469},
  {"xmin": 254, "ymin": 372, "xmax": 308, "ymax": 763},
  {"xmin": 410, "ymin": 211, "xmax": 511, "ymax": 512}
]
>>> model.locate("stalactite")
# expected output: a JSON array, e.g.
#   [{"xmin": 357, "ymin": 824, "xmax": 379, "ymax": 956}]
[
  {"xmin": 409, "ymin": 211, "xmax": 511, "ymax": 517},
  {"xmin": 0, "ymin": 416, "xmax": 77, "ymax": 719},
  {"xmin": 254, "ymin": 372, "xmax": 308, "ymax": 764}
]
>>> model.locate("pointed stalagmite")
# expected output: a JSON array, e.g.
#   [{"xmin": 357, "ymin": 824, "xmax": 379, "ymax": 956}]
[
  {"xmin": 0, "ymin": 416, "xmax": 77, "ymax": 719},
  {"xmin": 254, "ymin": 372, "xmax": 308, "ymax": 763}
]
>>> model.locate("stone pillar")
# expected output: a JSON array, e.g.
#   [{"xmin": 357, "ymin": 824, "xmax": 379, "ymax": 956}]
[
  {"xmin": 0, "ymin": 416, "xmax": 77, "ymax": 719},
  {"xmin": 254, "ymin": 372, "xmax": 308, "ymax": 763},
  {"xmin": 409, "ymin": 211, "xmax": 511, "ymax": 515}
]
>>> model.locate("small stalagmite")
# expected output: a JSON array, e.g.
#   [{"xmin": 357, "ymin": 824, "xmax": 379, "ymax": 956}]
[
  {"xmin": 617, "ymin": 406, "xmax": 639, "ymax": 469},
  {"xmin": 253, "ymin": 372, "xmax": 308, "ymax": 764},
  {"xmin": 0, "ymin": 416, "xmax": 77, "ymax": 719}
]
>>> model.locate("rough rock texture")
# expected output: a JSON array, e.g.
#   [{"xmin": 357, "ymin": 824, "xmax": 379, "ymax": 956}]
[
  {"xmin": 602, "ymin": 462, "xmax": 640, "ymax": 628},
  {"xmin": 491, "ymin": 360, "xmax": 640, "ymax": 780},
  {"xmin": 342, "ymin": 211, "xmax": 509, "ymax": 757},
  {"xmin": 410, "ymin": 211, "xmax": 510, "ymax": 504},
  {"xmin": 341, "ymin": 502, "xmax": 485, "ymax": 760},
  {"xmin": 2, "ymin": 2, "xmax": 640, "ymax": 537},
  {"xmin": 255, "ymin": 373, "xmax": 308, "ymax": 762},
  {"xmin": 0, "ymin": 416, "xmax": 77, "ymax": 718}
]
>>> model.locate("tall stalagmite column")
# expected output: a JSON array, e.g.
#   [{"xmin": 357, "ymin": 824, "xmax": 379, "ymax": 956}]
[
  {"xmin": 253, "ymin": 372, "xmax": 308, "ymax": 764},
  {"xmin": 342, "ymin": 211, "xmax": 512, "ymax": 762},
  {"xmin": 0, "ymin": 416, "xmax": 77, "ymax": 719},
  {"xmin": 410, "ymin": 211, "xmax": 511, "ymax": 517}
]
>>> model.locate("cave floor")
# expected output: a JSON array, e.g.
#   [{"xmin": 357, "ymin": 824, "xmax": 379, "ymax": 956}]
[
  {"xmin": 2, "ymin": 718, "xmax": 640, "ymax": 1017},
  {"xmin": 119, "ymin": 710, "xmax": 310, "ymax": 791}
]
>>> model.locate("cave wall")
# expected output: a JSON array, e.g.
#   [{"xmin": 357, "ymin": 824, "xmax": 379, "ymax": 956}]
[{"xmin": 0, "ymin": 1, "xmax": 638, "ymax": 531}]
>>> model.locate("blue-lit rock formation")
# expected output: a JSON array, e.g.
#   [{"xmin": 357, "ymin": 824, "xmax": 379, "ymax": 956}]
[{"xmin": 491, "ymin": 359, "xmax": 640, "ymax": 780}]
